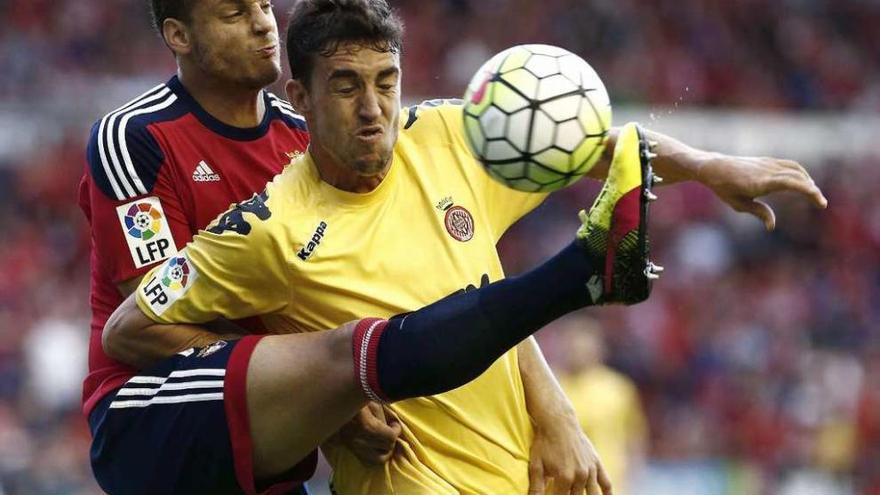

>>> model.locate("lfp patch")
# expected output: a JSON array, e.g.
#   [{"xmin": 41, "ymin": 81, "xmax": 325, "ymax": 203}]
[
  {"xmin": 140, "ymin": 252, "xmax": 198, "ymax": 316},
  {"xmin": 116, "ymin": 197, "xmax": 177, "ymax": 268},
  {"xmin": 160, "ymin": 256, "xmax": 193, "ymax": 291}
]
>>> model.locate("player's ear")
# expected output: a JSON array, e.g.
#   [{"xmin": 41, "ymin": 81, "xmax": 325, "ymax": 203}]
[
  {"xmin": 286, "ymin": 79, "xmax": 311, "ymax": 115},
  {"xmin": 163, "ymin": 18, "xmax": 192, "ymax": 56}
]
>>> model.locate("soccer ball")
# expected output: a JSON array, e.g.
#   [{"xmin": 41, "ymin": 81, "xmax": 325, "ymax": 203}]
[{"xmin": 462, "ymin": 44, "xmax": 612, "ymax": 192}]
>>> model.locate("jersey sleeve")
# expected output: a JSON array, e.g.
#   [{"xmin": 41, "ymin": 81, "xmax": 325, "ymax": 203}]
[
  {"xmin": 428, "ymin": 102, "xmax": 549, "ymax": 241},
  {"xmin": 83, "ymin": 118, "xmax": 191, "ymax": 285},
  {"xmin": 135, "ymin": 188, "xmax": 290, "ymax": 324}
]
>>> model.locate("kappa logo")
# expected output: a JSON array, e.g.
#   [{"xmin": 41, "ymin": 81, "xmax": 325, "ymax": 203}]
[
  {"xmin": 116, "ymin": 197, "xmax": 178, "ymax": 268},
  {"xmin": 192, "ymin": 160, "xmax": 221, "ymax": 182},
  {"xmin": 297, "ymin": 221, "xmax": 328, "ymax": 261},
  {"xmin": 207, "ymin": 190, "xmax": 271, "ymax": 236}
]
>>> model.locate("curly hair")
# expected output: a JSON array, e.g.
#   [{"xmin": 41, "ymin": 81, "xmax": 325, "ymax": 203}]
[{"xmin": 285, "ymin": 0, "xmax": 404, "ymax": 85}]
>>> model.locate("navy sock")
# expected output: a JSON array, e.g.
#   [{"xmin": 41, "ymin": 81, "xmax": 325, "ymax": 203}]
[{"xmin": 352, "ymin": 242, "xmax": 598, "ymax": 402}]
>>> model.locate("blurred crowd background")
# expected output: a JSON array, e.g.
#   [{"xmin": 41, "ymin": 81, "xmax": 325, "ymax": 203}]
[{"xmin": 0, "ymin": 0, "xmax": 877, "ymax": 494}]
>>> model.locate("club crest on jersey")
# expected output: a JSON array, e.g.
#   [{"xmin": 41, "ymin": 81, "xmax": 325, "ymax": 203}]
[
  {"xmin": 444, "ymin": 206, "xmax": 475, "ymax": 242},
  {"xmin": 141, "ymin": 252, "xmax": 198, "ymax": 316},
  {"xmin": 116, "ymin": 197, "xmax": 178, "ymax": 268},
  {"xmin": 285, "ymin": 150, "xmax": 305, "ymax": 165}
]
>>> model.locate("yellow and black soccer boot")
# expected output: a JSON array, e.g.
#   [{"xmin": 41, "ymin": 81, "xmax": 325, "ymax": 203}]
[{"xmin": 577, "ymin": 122, "xmax": 662, "ymax": 305}]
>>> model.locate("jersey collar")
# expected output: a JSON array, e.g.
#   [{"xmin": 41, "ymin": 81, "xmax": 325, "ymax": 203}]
[
  {"xmin": 302, "ymin": 151, "xmax": 399, "ymax": 208},
  {"xmin": 166, "ymin": 75, "xmax": 274, "ymax": 141}
]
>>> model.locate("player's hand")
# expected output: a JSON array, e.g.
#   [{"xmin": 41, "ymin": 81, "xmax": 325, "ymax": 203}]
[
  {"xmin": 528, "ymin": 416, "xmax": 612, "ymax": 495},
  {"xmin": 696, "ymin": 153, "xmax": 828, "ymax": 231},
  {"xmin": 338, "ymin": 402, "xmax": 401, "ymax": 466}
]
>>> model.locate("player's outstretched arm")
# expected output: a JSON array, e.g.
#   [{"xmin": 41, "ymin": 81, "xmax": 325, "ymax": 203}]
[
  {"xmin": 104, "ymin": 188, "xmax": 290, "ymax": 369},
  {"xmin": 103, "ymin": 295, "xmax": 239, "ymax": 369},
  {"xmin": 586, "ymin": 126, "xmax": 828, "ymax": 231},
  {"xmin": 517, "ymin": 339, "xmax": 613, "ymax": 495}
]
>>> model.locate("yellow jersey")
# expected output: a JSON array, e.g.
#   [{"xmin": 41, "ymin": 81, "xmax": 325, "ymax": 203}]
[
  {"xmin": 559, "ymin": 366, "xmax": 647, "ymax": 495},
  {"xmin": 136, "ymin": 101, "xmax": 548, "ymax": 494}
]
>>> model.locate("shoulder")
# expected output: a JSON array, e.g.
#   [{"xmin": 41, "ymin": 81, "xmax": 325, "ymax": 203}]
[
  {"xmin": 85, "ymin": 82, "xmax": 188, "ymax": 200},
  {"xmin": 401, "ymin": 98, "xmax": 464, "ymax": 132},
  {"xmin": 265, "ymin": 92, "xmax": 308, "ymax": 133},
  {"xmin": 594, "ymin": 366, "xmax": 638, "ymax": 395},
  {"xmin": 204, "ymin": 187, "xmax": 275, "ymax": 239},
  {"xmin": 200, "ymin": 174, "xmax": 294, "ymax": 244}
]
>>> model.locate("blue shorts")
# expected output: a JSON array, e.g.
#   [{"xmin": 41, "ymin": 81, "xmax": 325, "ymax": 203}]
[{"xmin": 89, "ymin": 336, "xmax": 316, "ymax": 495}]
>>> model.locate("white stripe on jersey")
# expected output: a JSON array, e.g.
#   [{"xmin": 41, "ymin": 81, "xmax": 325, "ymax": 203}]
[
  {"xmin": 170, "ymin": 368, "xmax": 226, "ymax": 378},
  {"xmin": 200, "ymin": 161, "xmax": 216, "ymax": 174},
  {"xmin": 98, "ymin": 84, "xmax": 168, "ymax": 199},
  {"xmin": 116, "ymin": 92, "xmax": 178, "ymax": 197},
  {"xmin": 270, "ymin": 100, "xmax": 299, "ymax": 115},
  {"xmin": 126, "ymin": 376, "xmax": 167, "ymax": 385},
  {"xmin": 267, "ymin": 94, "xmax": 294, "ymax": 109},
  {"xmin": 116, "ymin": 380, "xmax": 224, "ymax": 397},
  {"xmin": 267, "ymin": 94, "xmax": 303, "ymax": 114},
  {"xmin": 270, "ymin": 100, "xmax": 304, "ymax": 121},
  {"xmin": 98, "ymin": 85, "xmax": 170, "ymax": 199},
  {"xmin": 123, "ymin": 368, "xmax": 226, "ymax": 386},
  {"xmin": 109, "ymin": 392, "xmax": 224, "ymax": 409}
]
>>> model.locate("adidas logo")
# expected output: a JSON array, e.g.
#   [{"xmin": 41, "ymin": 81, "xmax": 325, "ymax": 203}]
[{"xmin": 193, "ymin": 161, "xmax": 221, "ymax": 182}]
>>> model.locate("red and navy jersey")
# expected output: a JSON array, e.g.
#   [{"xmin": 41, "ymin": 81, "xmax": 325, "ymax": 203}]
[{"xmin": 78, "ymin": 75, "xmax": 309, "ymax": 417}]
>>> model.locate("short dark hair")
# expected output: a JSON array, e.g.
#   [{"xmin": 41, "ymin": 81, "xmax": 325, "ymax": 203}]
[
  {"xmin": 149, "ymin": 0, "xmax": 196, "ymax": 36},
  {"xmin": 285, "ymin": 0, "xmax": 404, "ymax": 85}
]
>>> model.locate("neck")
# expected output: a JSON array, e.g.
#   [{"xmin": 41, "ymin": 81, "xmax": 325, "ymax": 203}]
[
  {"xmin": 178, "ymin": 68, "xmax": 265, "ymax": 128},
  {"xmin": 310, "ymin": 144, "xmax": 389, "ymax": 193}
]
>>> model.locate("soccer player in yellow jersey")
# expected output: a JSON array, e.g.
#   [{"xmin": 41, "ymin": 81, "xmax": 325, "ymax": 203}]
[
  {"xmin": 99, "ymin": 119, "xmax": 655, "ymax": 495},
  {"xmin": 556, "ymin": 317, "xmax": 648, "ymax": 495},
  {"xmin": 99, "ymin": 1, "xmax": 828, "ymax": 494}
]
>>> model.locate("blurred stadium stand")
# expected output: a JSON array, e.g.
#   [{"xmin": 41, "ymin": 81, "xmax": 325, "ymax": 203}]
[{"xmin": 0, "ymin": 0, "xmax": 877, "ymax": 494}]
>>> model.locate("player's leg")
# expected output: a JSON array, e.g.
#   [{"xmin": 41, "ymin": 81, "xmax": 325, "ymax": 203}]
[
  {"xmin": 242, "ymin": 326, "xmax": 366, "ymax": 481},
  {"xmin": 351, "ymin": 122, "xmax": 660, "ymax": 403},
  {"xmin": 245, "ymin": 238, "xmax": 610, "ymax": 476},
  {"xmin": 88, "ymin": 339, "xmax": 311, "ymax": 495}
]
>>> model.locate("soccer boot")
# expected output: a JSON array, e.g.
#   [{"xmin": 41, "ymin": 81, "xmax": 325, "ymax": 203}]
[{"xmin": 576, "ymin": 122, "xmax": 662, "ymax": 305}]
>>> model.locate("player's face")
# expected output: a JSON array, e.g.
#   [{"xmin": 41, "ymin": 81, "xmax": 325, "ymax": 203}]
[
  {"xmin": 187, "ymin": 0, "xmax": 281, "ymax": 89},
  {"xmin": 292, "ymin": 44, "xmax": 401, "ymax": 177}
]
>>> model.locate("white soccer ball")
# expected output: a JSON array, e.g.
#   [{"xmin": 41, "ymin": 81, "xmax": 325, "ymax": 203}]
[{"xmin": 462, "ymin": 44, "xmax": 612, "ymax": 192}]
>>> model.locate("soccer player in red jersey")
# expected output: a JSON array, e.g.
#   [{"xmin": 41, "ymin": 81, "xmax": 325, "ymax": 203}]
[
  {"xmin": 77, "ymin": 1, "xmax": 311, "ymax": 493},
  {"xmin": 79, "ymin": 0, "xmax": 308, "ymax": 420}
]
